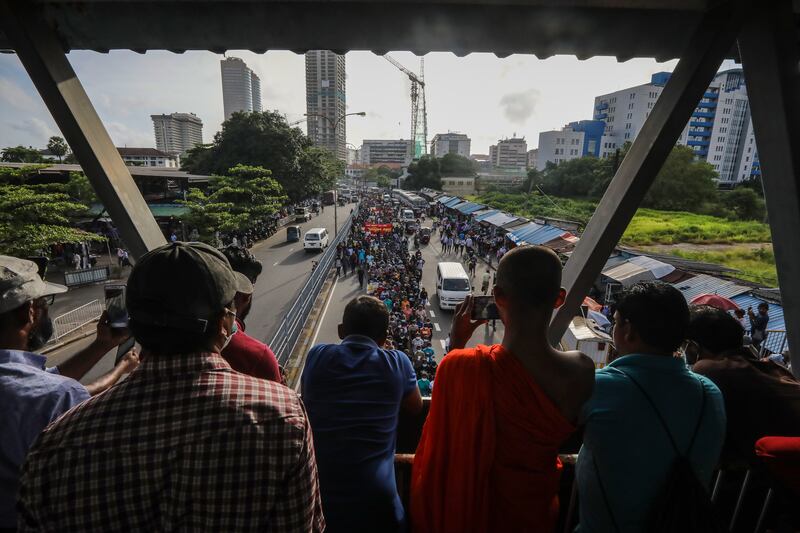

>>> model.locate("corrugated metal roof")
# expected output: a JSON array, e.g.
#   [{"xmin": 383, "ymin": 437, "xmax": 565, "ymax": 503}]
[
  {"xmin": 671, "ymin": 273, "xmax": 750, "ymax": 301},
  {"xmin": 473, "ymin": 209, "xmax": 499, "ymax": 221},
  {"xmin": 445, "ymin": 198, "xmax": 463, "ymax": 207},
  {"xmin": 628, "ymin": 255, "xmax": 676, "ymax": 279},
  {"xmin": 483, "ymin": 212, "xmax": 518, "ymax": 227},
  {"xmin": 603, "ymin": 261, "xmax": 656, "ymax": 285},
  {"xmin": 509, "ymin": 223, "xmax": 566, "ymax": 246},
  {"xmin": 461, "ymin": 203, "xmax": 485, "ymax": 214},
  {"xmin": 437, "ymin": 195, "xmax": 452, "ymax": 204}
]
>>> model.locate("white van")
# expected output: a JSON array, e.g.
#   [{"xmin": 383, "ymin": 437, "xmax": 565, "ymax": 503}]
[
  {"xmin": 436, "ymin": 262, "xmax": 471, "ymax": 310},
  {"xmin": 303, "ymin": 227, "xmax": 329, "ymax": 252},
  {"xmin": 400, "ymin": 208, "xmax": 415, "ymax": 222}
]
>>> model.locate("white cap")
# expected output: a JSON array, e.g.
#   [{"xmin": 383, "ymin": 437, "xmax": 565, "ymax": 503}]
[{"xmin": 0, "ymin": 255, "xmax": 67, "ymax": 314}]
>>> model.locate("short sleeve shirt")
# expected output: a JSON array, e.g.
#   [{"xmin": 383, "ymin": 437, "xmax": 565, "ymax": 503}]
[
  {"xmin": 302, "ymin": 335, "xmax": 417, "ymax": 531},
  {"xmin": 0, "ymin": 350, "xmax": 89, "ymax": 528}
]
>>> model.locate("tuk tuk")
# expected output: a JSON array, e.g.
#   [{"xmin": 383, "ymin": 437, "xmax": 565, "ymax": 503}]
[
  {"xmin": 286, "ymin": 225, "xmax": 302, "ymax": 242},
  {"xmin": 419, "ymin": 227, "xmax": 431, "ymax": 244}
]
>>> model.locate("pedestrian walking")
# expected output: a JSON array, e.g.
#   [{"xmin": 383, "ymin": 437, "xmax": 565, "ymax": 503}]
[
  {"xmin": 335, "ymin": 257, "xmax": 342, "ymax": 277},
  {"xmin": 357, "ymin": 265, "xmax": 365, "ymax": 288},
  {"xmin": 481, "ymin": 269, "xmax": 491, "ymax": 295},
  {"xmin": 341, "ymin": 256, "xmax": 349, "ymax": 276}
]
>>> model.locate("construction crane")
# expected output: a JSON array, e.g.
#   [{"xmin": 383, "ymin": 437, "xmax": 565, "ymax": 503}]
[{"xmin": 384, "ymin": 54, "xmax": 428, "ymax": 160}]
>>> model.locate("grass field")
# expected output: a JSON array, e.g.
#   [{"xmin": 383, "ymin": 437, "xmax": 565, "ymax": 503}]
[
  {"xmin": 665, "ymin": 246, "xmax": 778, "ymax": 286},
  {"xmin": 472, "ymin": 192, "xmax": 772, "ymax": 246}
]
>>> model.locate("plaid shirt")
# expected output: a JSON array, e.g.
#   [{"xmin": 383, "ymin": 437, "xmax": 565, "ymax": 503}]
[{"xmin": 18, "ymin": 352, "xmax": 324, "ymax": 532}]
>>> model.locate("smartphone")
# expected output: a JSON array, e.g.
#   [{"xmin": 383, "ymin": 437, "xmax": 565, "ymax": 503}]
[
  {"xmin": 471, "ymin": 295, "xmax": 501, "ymax": 320},
  {"xmin": 115, "ymin": 336, "xmax": 136, "ymax": 365},
  {"xmin": 104, "ymin": 284, "xmax": 128, "ymax": 328}
]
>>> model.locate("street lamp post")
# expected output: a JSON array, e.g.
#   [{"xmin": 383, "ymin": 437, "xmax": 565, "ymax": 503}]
[{"xmin": 304, "ymin": 111, "xmax": 366, "ymax": 236}]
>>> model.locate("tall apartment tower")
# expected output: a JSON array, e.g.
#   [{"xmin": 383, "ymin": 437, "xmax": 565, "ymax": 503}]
[
  {"xmin": 431, "ymin": 133, "xmax": 471, "ymax": 158},
  {"xmin": 592, "ymin": 68, "xmax": 760, "ymax": 184},
  {"xmin": 491, "ymin": 137, "xmax": 528, "ymax": 170},
  {"xmin": 305, "ymin": 50, "xmax": 347, "ymax": 160},
  {"xmin": 151, "ymin": 113, "xmax": 204, "ymax": 155},
  {"xmin": 220, "ymin": 56, "xmax": 262, "ymax": 120}
]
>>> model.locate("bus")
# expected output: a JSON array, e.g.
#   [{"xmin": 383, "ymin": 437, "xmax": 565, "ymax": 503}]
[
  {"xmin": 392, "ymin": 189, "xmax": 428, "ymax": 211},
  {"xmin": 322, "ymin": 190, "xmax": 336, "ymax": 205}
]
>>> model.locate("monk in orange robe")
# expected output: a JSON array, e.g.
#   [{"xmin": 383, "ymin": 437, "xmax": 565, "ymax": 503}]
[{"xmin": 411, "ymin": 245, "xmax": 596, "ymax": 533}]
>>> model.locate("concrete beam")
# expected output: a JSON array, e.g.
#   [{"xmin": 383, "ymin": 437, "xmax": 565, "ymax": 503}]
[
  {"xmin": 739, "ymin": 0, "xmax": 800, "ymax": 376},
  {"xmin": 548, "ymin": 1, "xmax": 747, "ymax": 345},
  {"xmin": 0, "ymin": 1, "xmax": 166, "ymax": 260}
]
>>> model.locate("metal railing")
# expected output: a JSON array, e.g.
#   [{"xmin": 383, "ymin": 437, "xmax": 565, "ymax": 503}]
[
  {"xmin": 269, "ymin": 205, "xmax": 359, "ymax": 364},
  {"xmin": 64, "ymin": 266, "xmax": 109, "ymax": 287},
  {"xmin": 49, "ymin": 299, "xmax": 103, "ymax": 344},
  {"xmin": 760, "ymin": 329, "xmax": 787, "ymax": 356}
]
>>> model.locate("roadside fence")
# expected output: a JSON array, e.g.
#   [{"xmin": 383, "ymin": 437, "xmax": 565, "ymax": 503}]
[
  {"xmin": 269, "ymin": 206, "xmax": 359, "ymax": 364},
  {"xmin": 48, "ymin": 299, "xmax": 103, "ymax": 345},
  {"xmin": 64, "ymin": 266, "xmax": 109, "ymax": 287}
]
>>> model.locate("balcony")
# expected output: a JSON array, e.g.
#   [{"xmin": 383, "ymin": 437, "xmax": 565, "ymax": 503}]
[
  {"xmin": 690, "ymin": 120, "xmax": 712, "ymax": 128},
  {"xmin": 594, "ymin": 112, "xmax": 608, "ymax": 120},
  {"xmin": 704, "ymin": 91, "xmax": 720, "ymax": 99},
  {"xmin": 693, "ymin": 111, "xmax": 716, "ymax": 118},
  {"xmin": 688, "ymin": 139, "xmax": 710, "ymax": 147},
  {"xmin": 691, "ymin": 130, "xmax": 712, "ymax": 137},
  {"xmin": 595, "ymin": 102, "xmax": 609, "ymax": 110},
  {"xmin": 698, "ymin": 100, "xmax": 718, "ymax": 109}
]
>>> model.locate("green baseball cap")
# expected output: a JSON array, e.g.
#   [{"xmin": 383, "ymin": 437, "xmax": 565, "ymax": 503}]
[
  {"xmin": 126, "ymin": 242, "xmax": 237, "ymax": 333},
  {"xmin": 0, "ymin": 255, "xmax": 67, "ymax": 314}
]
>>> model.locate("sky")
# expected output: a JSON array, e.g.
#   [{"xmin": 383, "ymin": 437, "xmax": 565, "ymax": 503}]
[{"xmin": 0, "ymin": 50, "xmax": 739, "ymax": 154}]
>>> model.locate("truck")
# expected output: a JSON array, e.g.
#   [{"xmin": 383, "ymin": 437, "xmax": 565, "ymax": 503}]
[{"xmin": 322, "ymin": 190, "xmax": 336, "ymax": 205}]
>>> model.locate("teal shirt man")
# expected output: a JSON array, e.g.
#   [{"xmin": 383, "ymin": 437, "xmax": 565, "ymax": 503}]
[{"xmin": 576, "ymin": 354, "xmax": 726, "ymax": 532}]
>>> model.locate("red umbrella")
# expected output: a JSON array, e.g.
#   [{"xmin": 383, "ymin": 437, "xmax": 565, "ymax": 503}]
[{"xmin": 690, "ymin": 293, "xmax": 740, "ymax": 311}]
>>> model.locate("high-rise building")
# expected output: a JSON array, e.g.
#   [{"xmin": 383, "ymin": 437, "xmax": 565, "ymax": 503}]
[
  {"xmin": 305, "ymin": 50, "xmax": 347, "ymax": 160},
  {"xmin": 592, "ymin": 69, "xmax": 760, "ymax": 184},
  {"xmin": 535, "ymin": 120, "xmax": 613, "ymax": 170},
  {"xmin": 151, "ymin": 113, "xmax": 204, "ymax": 156},
  {"xmin": 361, "ymin": 140, "xmax": 413, "ymax": 165},
  {"xmin": 346, "ymin": 147, "xmax": 361, "ymax": 165},
  {"xmin": 431, "ymin": 133, "xmax": 471, "ymax": 158},
  {"xmin": 490, "ymin": 137, "xmax": 528, "ymax": 170},
  {"xmin": 220, "ymin": 56, "xmax": 262, "ymax": 120}
]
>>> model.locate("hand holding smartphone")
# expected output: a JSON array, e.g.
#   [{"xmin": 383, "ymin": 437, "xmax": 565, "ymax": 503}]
[
  {"xmin": 104, "ymin": 284, "xmax": 128, "ymax": 329},
  {"xmin": 471, "ymin": 295, "xmax": 501, "ymax": 321}
]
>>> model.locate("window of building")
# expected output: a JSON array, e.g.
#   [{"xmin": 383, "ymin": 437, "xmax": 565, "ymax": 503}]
[{"xmin": 625, "ymin": 123, "xmax": 631, "ymax": 129}]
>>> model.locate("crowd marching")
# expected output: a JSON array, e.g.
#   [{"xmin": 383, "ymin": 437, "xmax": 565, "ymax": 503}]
[{"xmin": 335, "ymin": 195, "xmax": 439, "ymax": 389}]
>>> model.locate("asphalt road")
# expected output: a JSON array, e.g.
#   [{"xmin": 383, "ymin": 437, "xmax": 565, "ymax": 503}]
[
  {"xmin": 309, "ymin": 225, "xmax": 506, "ymax": 364},
  {"xmin": 44, "ymin": 202, "xmax": 355, "ymax": 383}
]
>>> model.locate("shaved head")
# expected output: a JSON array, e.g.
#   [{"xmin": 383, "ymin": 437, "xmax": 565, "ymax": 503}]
[{"xmin": 496, "ymin": 246, "xmax": 563, "ymax": 311}]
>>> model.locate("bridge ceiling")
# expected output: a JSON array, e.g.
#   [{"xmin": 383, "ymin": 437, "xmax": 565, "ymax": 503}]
[{"xmin": 2, "ymin": 0, "xmax": 788, "ymax": 60}]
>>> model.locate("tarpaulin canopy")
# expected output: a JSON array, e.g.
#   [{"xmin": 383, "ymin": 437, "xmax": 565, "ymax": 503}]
[
  {"xmin": 628, "ymin": 255, "xmax": 676, "ymax": 279},
  {"xmin": 482, "ymin": 212, "xmax": 518, "ymax": 227},
  {"xmin": 507, "ymin": 222, "xmax": 566, "ymax": 246},
  {"xmin": 473, "ymin": 209, "xmax": 499, "ymax": 221},
  {"xmin": 457, "ymin": 202, "xmax": 485, "ymax": 214},
  {"xmin": 437, "ymin": 196, "xmax": 453, "ymax": 204},
  {"xmin": 444, "ymin": 197, "xmax": 463, "ymax": 208}
]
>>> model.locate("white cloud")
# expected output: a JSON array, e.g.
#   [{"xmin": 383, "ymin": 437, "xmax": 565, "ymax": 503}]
[
  {"xmin": 105, "ymin": 121, "xmax": 154, "ymax": 147},
  {"xmin": 0, "ymin": 77, "xmax": 41, "ymax": 112},
  {"xmin": 9, "ymin": 117, "xmax": 58, "ymax": 143},
  {"xmin": 499, "ymin": 88, "xmax": 541, "ymax": 126}
]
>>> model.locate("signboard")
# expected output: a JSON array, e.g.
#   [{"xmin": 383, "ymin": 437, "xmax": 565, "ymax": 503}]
[{"xmin": 364, "ymin": 223, "xmax": 393, "ymax": 234}]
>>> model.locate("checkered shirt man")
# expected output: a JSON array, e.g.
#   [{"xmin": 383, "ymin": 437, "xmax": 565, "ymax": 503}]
[{"xmin": 18, "ymin": 351, "xmax": 324, "ymax": 532}]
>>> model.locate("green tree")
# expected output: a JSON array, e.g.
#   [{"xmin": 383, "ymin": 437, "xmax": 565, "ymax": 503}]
[
  {"xmin": 540, "ymin": 157, "xmax": 610, "ymax": 198},
  {"xmin": 0, "ymin": 184, "xmax": 104, "ymax": 256},
  {"xmin": 376, "ymin": 175, "xmax": 391, "ymax": 188},
  {"xmin": 65, "ymin": 172, "xmax": 99, "ymax": 206},
  {"xmin": 181, "ymin": 111, "xmax": 336, "ymax": 202},
  {"xmin": 180, "ymin": 164, "xmax": 288, "ymax": 242},
  {"xmin": 720, "ymin": 187, "xmax": 766, "ymax": 221},
  {"xmin": 46, "ymin": 136, "xmax": 69, "ymax": 162},
  {"xmin": 1, "ymin": 146, "xmax": 45, "ymax": 163},
  {"xmin": 404, "ymin": 155, "xmax": 442, "ymax": 190},
  {"xmin": 440, "ymin": 153, "xmax": 477, "ymax": 176},
  {"xmin": 643, "ymin": 145, "xmax": 718, "ymax": 211}
]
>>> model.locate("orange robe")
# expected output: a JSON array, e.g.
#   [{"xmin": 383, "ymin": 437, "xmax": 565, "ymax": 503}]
[{"xmin": 411, "ymin": 344, "xmax": 575, "ymax": 533}]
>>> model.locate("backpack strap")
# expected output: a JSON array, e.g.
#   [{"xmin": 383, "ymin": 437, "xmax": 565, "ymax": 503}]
[
  {"xmin": 592, "ymin": 453, "xmax": 622, "ymax": 533},
  {"xmin": 616, "ymin": 367, "xmax": 707, "ymax": 457}
]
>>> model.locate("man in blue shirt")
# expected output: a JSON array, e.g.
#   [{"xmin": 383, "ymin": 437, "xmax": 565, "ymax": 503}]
[
  {"xmin": 0, "ymin": 256, "xmax": 137, "ymax": 529},
  {"xmin": 576, "ymin": 282, "xmax": 726, "ymax": 532},
  {"xmin": 302, "ymin": 295, "xmax": 423, "ymax": 533}
]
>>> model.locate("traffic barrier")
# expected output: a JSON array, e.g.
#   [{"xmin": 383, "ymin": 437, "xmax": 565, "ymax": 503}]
[
  {"xmin": 64, "ymin": 266, "xmax": 109, "ymax": 287},
  {"xmin": 49, "ymin": 299, "xmax": 103, "ymax": 344},
  {"xmin": 269, "ymin": 206, "xmax": 359, "ymax": 364}
]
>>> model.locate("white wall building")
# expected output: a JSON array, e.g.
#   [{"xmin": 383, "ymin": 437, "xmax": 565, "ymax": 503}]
[
  {"xmin": 535, "ymin": 120, "xmax": 614, "ymax": 170},
  {"xmin": 221, "ymin": 57, "xmax": 262, "ymax": 120},
  {"xmin": 346, "ymin": 147, "xmax": 361, "ymax": 165},
  {"xmin": 593, "ymin": 69, "xmax": 760, "ymax": 184},
  {"xmin": 431, "ymin": 133, "xmax": 471, "ymax": 158},
  {"xmin": 490, "ymin": 137, "xmax": 528, "ymax": 169},
  {"xmin": 151, "ymin": 112, "xmax": 204, "ymax": 156},
  {"xmin": 117, "ymin": 147, "xmax": 178, "ymax": 168},
  {"xmin": 361, "ymin": 139, "xmax": 412, "ymax": 165}
]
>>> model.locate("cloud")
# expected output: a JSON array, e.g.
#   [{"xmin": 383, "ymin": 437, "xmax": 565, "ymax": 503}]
[
  {"xmin": 9, "ymin": 118, "xmax": 58, "ymax": 143},
  {"xmin": 499, "ymin": 88, "xmax": 540, "ymax": 125},
  {"xmin": 105, "ymin": 121, "xmax": 154, "ymax": 147},
  {"xmin": 0, "ymin": 77, "xmax": 41, "ymax": 112}
]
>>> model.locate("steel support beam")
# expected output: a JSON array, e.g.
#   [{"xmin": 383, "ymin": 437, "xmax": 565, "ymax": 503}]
[
  {"xmin": 548, "ymin": 1, "xmax": 747, "ymax": 345},
  {"xmin": 739, "ymin": 0, "xmax": 800, "ymax": 376},
  {"xmin": 0, "ymin": 1, "xmax": 166, "ymax": 260}
]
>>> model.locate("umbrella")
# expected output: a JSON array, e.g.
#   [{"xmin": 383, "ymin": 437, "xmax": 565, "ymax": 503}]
[{"xmin": 690, "ymin": 293, "xmax": 740, "ymax": 311}]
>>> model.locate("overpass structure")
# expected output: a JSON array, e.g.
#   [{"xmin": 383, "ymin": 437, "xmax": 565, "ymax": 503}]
[{"xmin": 2, "ymin": 0, "xmax": 799, "ymax": 374}]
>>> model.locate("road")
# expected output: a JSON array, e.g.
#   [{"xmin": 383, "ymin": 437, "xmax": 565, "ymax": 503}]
[
  {"xmin": 310, "ymin": 228, "xmax": 505, "ymax": 364},
  {"xmin": 44, "ymin": 202, "xmax": 355, "ymax": 384}
]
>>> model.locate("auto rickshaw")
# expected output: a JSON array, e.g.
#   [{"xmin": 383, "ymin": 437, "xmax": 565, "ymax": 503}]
[
  {"xmin": 286, "ymin": 225, "xmax": 302, "ymax": 242},
  {"xmin": 418, "ymin": 227, "xmax": 431, "ymax": 245}
]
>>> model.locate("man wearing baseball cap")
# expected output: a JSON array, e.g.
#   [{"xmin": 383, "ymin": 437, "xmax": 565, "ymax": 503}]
[
  {"xmin": 0, "ymin": 255, "xmax": 137, "ymax": 530},
  {"xmin": 18, "ymin": 242, "xmax": 324, "ymax": 531}
]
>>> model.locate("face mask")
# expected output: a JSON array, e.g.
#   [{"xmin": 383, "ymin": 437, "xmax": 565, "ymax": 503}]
[
  {"xmin": 28, "ymin": 315, "xmax": 54, "ymax": 352},
  {"xmin": 221, "ymin": 319, "xmax": 238, "ymax": 350}
]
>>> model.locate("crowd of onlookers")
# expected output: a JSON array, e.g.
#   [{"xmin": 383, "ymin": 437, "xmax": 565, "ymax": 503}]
[{"xmin": 1, "ymin": 189, "xmax": 799, "ymax": 532}]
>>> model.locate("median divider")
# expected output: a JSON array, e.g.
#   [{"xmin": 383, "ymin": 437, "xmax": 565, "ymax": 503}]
[{"xmin": 269, "ymin": 205, "xmax": 358, "ymax": 367}]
